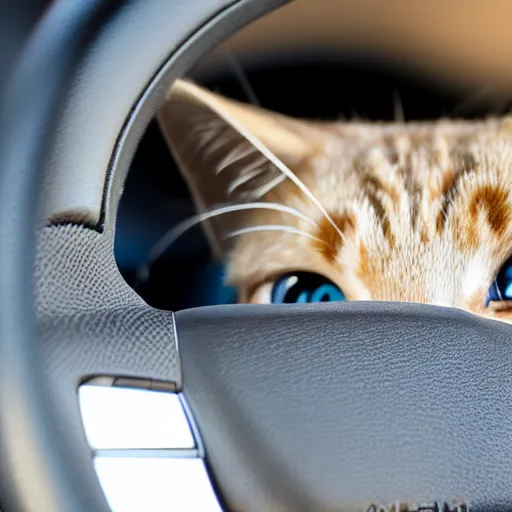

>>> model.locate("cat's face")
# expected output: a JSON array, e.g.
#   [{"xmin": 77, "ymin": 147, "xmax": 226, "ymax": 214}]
[{"xmin": 158, "ymin": 79, "xmax": 512, "ymax": 324}]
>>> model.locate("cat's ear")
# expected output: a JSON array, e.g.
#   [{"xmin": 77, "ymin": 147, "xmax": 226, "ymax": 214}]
[{"xmin": 157, "ymin": 79, "xmax": 318, "ymax": 259}]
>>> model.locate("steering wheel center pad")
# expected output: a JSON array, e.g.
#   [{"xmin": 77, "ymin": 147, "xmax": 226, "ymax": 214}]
[{"xmin": 178, "ymin": 301, "xmax": 512, "ymax": 511}]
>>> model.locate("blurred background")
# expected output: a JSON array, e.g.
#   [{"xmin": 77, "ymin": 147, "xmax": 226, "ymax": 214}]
[{"xmin": 3, "ymin": 0, "xmax": 512, "ymax": 310}]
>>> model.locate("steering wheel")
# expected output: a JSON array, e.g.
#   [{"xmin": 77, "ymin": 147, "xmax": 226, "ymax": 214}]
[{"xmin": 1, "ymin": 1, "xmax": 511, "ymax": 511}]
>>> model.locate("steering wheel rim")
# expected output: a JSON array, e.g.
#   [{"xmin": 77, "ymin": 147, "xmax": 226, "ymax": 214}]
[
  {"xmin": 0, "ymin": 1, "xmax": 289, "ymax": 510},
  {"xmin": 2, "ymin": 1, "xmax": 512, "ymax": 511}
]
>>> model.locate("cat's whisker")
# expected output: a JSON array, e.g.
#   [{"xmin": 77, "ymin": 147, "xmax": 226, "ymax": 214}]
[
  {"xmin": 211, "ymin": 110, "xmax": 348, "ymax": 244},
  {"xmin": 225, "ymin": 225, "xmax": 325, "ymax": 244},
  {"xmin": 141, "ymin": 202, "xmax": 319, "ymax": 275},
  {"xmin": 225, "ymin": 51, "xmax": 260, "ymax": 106}
]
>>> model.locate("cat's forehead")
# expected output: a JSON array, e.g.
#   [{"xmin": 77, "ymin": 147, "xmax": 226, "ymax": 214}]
[
  {"xmin": 327, "ymin": 117, "xmax": 508, "ymax": 143},
  {"xmin": 303, "ymin": 117, "xmax": 512, "ymax": 206},
  {"xmin": 239, "ymin": 117, "xmax": 512, "ymax": 285},
  {"xmin": 321, "ymin": 117, "xmax": 512, "ymax": 166}
]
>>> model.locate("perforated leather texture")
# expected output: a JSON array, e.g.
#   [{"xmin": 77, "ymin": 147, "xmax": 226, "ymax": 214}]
[
  {"xmin": 36, "ymin": 224, "xmax": 180, "ymax": 384},
  {"xmin": 30, "ymin": 223, "xmax": 180, "ymax": 512}
]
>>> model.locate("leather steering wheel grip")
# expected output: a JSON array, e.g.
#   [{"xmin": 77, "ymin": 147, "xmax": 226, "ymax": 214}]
[{"xmin": 0, "ymin": 0, "xmax": 289, "ymax": 511}]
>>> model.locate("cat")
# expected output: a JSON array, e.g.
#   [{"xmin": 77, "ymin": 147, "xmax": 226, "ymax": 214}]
[{"xmin": 157, "ymin": 78, "xmax": 512, "ymax": 324}]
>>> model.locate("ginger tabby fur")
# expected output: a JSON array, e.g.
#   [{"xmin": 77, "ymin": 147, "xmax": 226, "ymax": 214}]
[{"xmin": 158, "ymin": 79, "xmax": 512, "ymax": 325}]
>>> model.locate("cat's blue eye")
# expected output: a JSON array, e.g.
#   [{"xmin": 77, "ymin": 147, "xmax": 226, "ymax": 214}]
[
  {"xmin": 271, "ymin": 272, "xmax": 346, "ymax": 304},
  {"xmin": 486, "ymin": 256, "xmax": 512, "ymax": 305}
]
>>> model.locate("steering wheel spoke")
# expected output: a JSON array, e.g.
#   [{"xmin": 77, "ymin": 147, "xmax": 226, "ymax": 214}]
[
  {"xmin": 32, "ymin": 225, "xmax": 226, "ymax": 511},
  {"xmin": 77, "ymin": 384, "xmax": 222, "ymax": 512},
  {"xmin": 35, "ymin": 224, "xmax": 180, "ymax": 385}
]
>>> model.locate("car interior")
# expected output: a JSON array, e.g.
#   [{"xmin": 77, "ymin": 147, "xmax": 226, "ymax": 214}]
[{"xmin": 2, "ymin": 1, "xmax": 512, "ymax": 511}]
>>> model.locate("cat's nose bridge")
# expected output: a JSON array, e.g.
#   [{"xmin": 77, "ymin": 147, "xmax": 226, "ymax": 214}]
[
  {"xmin": 368, "ymin": 262, "xmax": 454, "ymax": 306},
  {"xmin": 354, "ymin": 234, "xmax": 459, "ymax": 305},
  {"xmin": 370, "ymin": 280, "xmax": 431, "ymax": 304}
]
